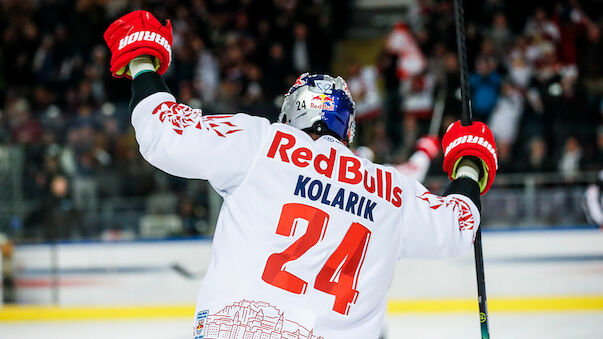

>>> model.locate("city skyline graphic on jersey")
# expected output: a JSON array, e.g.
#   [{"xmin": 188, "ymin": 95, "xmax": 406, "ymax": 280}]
[{"xmin": 201, "ymin": 299, "xmax": 324, "ymax": 339}]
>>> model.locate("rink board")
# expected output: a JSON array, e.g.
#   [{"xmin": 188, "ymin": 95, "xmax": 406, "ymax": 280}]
[{"xmin": 3, "ymin": 228, "xmax": 603, "ymax": 320}]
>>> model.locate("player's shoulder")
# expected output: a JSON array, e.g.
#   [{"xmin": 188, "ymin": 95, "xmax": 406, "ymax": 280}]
[
  {"xmin": 270, "ymin": 122, "xmax": 308, "ymax": 136},
  {"xmin": 207, "ymin": 112, "xmax": 272, "ymax": 135},
  {"xmin": 228, "ymin": 112, "xmax": 271, "ymax": 126}
]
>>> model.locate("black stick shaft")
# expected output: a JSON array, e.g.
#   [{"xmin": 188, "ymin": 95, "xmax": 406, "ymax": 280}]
[
  {"xmin": 453, "ymin": 0, "xmax": 490, "ymax": 338},
  {"xmin": 454, "ymin": 0, "xmax": 472, "ymax": 126},
  {"xmin": 474, "ymin": 230, "xmax": 490, "ymax": 338}
]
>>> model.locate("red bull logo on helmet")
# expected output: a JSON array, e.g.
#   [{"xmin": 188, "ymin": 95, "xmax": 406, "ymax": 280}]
[{"xmin": 310, "ymin": 94, "xmax": 335, "ymax": 111}]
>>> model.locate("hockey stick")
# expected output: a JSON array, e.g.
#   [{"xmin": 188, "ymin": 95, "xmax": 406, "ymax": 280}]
[
  {"xmin": 170, "ymin": 263, "xmax": 206, "ymax": 279},
  {"xmin": 428, "ymin": 86, "xmax": 446, "ymax": 136},
  {"xmin": 453, "ymin": 0, "xmax": 490, "ymax": 338}
]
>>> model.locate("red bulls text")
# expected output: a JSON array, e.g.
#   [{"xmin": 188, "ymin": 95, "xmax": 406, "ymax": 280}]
[{"xmin": 267, "ymin": 131, "xmax": 402, "ymax": 208}]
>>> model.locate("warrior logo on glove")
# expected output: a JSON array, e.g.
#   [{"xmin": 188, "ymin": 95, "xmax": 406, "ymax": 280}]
[
  {"xmin": 103, "ymin": 10, "xmax": 172, "ymax": 78},
  {"xmin": 117, "ymin": 31, "xmax": 171, "ymax": 52},
  {"xmin": 444, "ymin": 134, "xmax": 497, "ymax": 166},
  {"xmin": 442, "ymin": 121, "xmax": 498, "ymax": 195}
]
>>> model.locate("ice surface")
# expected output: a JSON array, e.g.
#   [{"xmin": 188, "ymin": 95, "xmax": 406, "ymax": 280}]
[{"xmin": 1, "ymin": 312, "xmax": 602, "ymax": 339}]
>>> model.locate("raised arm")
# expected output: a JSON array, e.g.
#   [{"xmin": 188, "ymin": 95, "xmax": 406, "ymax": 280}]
[
  {"xmin": 129, "ymin": 70, "xmax": 269, "ymax": 194},
  {"xmin": 398, "ymin": 121, "xmax": 497, "ymax": 259},
  {"xmin": 104, "ymin": 11, "xmax": 270, "ymax": 195}
]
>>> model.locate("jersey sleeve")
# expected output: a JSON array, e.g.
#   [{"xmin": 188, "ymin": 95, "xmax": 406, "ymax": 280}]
[
  {"xmin": 397, "ymin": 176, "xmax": 481, "ymax": 259},
  {"xmin": 130, "ymin": 72, "xmax": 271, "ymax": 196}
]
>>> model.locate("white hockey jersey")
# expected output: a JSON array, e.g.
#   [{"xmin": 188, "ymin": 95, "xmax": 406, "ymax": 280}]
[{"xmin": 132, "ymin": 92, "xmax": 480, "ymax": 339}]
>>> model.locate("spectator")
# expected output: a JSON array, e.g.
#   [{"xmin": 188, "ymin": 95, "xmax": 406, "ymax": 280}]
[
  {"xmin": 9, "ymin": 99, "xmax": 43, "ymax": 145},
  {"xmin": 193, "ymin": 37, "xmax": 220, "ymax": 104},
  {"xmin": 291, "ymin": 23, "xmax": 311, "ymax": 73},
  {"xmin": 262, "ymin": 43, "xmax": 292, "ymax": 98},
  {"xmin": 487, "ymin": 12, "xmax": 512, "ymax": 53},
  {"xmin": 488, "ymin": 81, "xmax": 524, "ymax": 172},
  {"xmin": 179, "ymin": 197, "xmax": 209, "ymax": 236},
  {"xmin": 377, "ymin": 50, "xmax": 400, "ymax": 155},
  {"xmin": 521, "ymin": 137, "xmax": 554, "ymax": 172},
  {"xmin": 26, "ymin": 174, "xmax": 81, "ymax": 240},
  {"xmin": 506, "ymin": 37, "xmax": 533, "ymax": 88},
  {"xmin": 558, "ymin": 137, "xmax": 582, "ymax": 179},
  {"xmin": 524, "ymin": 7, "xmax": 561, "ymax": 44},
  {"xmin": 346, "ymin": 62, "xmax": 380, "ymax": 121},
  {"xmin": 440, "ymin": 51, "xmax": 462, "ymax": 122},
  {"xmin": 470, "ymin": 56, "xmax": 502, "ymax": 120}
]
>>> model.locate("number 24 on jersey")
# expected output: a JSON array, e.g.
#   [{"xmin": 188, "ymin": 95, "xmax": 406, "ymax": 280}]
[{"xmin": 262, "ymin": 203, "xmax": 371, "ymax": 315}]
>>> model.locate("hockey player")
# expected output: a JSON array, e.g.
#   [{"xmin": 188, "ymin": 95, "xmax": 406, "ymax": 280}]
[{"xmin": 104, "ymin": 11, "xmax": 498, "ymax": 339}]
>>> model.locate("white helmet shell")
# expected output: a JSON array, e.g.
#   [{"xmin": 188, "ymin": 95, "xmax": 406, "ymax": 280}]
[{"xmin": 279, "ymin": 73, "xmax": 356, "ymax": 142}]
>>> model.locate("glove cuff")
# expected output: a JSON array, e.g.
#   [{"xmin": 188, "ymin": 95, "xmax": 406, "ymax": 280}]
[
  {"xmin": 129, "ymin": 55, "xmax": 157, "ymax": 78},
  {"xmin": 451, "ymin": 157, "xmax": 489, "ymax": 193},
  {"xmin": 455, "ymin": 158, "xmax": 480, "ymax": 181}
]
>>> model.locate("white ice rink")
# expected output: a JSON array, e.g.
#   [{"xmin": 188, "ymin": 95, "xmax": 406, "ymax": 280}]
[
  {"xmin": 1, "ymin": 312, "xmax": 602, "ymax": 339},
  {"xmin": 3, "ymin": 230, "xmax": 602, "ymax": 338}
]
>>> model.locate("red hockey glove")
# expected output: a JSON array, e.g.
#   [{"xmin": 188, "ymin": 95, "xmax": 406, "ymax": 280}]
[
  {"xmin": 103, "ymin": 10, "xmax": 172, "ymax": 79},
  {"xmin": 442, "ymin": 121, "xmax": 498, "ymax": 194},
  {"xmin": 415, "ymin": 135, "xmax": 440, "ymax": 160}
]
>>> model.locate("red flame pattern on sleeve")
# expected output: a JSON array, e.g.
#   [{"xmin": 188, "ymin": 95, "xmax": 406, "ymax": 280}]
[
  {"xmin": 152, "ymin": 101, "xmax": 243, "ymax": 137},
  {"xmin": 417, "ymin": 192, "xmax": 476, "ymax": 231}
]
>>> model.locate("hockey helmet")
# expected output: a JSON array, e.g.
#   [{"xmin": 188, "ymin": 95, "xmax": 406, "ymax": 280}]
[{"xmin": 279, "ymin": 73, "xmax": 356, "ymax": 143}]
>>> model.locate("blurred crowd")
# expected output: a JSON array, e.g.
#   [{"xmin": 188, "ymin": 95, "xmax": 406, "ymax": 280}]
[
  {"xmin": 347, "ymin": 0, "xmax": 602, "ymax": 177},
  {"xmin": 0, "ymin": 0, "xmax": 600, "ymax": 241},
  {"xmin": 0, "ymin": 0, "xmax": 350, "ymax": 240}
]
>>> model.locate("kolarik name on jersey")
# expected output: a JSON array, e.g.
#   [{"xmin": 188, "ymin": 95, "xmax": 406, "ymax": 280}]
[
  {"xmin": 294, "ymin": 175, "xmax": 377, "ymax": 221},
  {"xmin": 267, "ymin": 131, "xmax": 403, "ymax": 208}
]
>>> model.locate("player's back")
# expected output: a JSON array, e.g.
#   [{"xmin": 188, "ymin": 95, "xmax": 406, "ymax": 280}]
[
  {"xmin": 194, "ymin": 122, "xmax": 408, "ymax": 339},
  {"xmin": 130, "ymin": 89, "xmax": 478, "ymax": 339}
]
